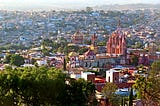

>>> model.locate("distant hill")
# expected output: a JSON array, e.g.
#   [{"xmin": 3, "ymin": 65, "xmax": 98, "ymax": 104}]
[{"xmin": 95, "ymin": 4, "xmax": 160, "ymax": 10}]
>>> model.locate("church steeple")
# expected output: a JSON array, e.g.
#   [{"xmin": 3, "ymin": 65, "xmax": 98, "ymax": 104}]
[
  {"xmin": 107, "ymin": 19, "xmax": 126, "ymax": 56},
  {"xmin": 118, "ymin": 18, "xmax": 121, "ymax": 28},
  {"xmin": 117, "ymin": 19, "xmax": 122, "ymax": 35},
  {"xmin": 90, "ymin": 33, "xmax": 98, "ymax": 53},
  {"xmin": 91, "ymin": 33, "xmax": 97, "ymax": 47}
]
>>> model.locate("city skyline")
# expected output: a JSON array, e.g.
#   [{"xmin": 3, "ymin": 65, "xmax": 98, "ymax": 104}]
[{"xmin": 0, "ymin": 0, "xmax": 160, "ymax": 10}]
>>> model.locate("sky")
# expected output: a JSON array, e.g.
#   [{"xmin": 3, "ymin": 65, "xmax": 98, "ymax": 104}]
[{"xmin": 0, "ymin": 0, "xmax": 160, "ymax": 10}]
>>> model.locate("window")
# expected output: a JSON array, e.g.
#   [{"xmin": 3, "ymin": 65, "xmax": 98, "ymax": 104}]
[{"xmin": 108, "ymin": 76, "xmax": 110, "ymax": 82}]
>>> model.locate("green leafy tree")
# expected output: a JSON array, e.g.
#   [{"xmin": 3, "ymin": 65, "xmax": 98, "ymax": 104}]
[
  {"xmin": 102, "ymin": 82, "xmax": 117, "ymax": 98},
  {"xmin": 134, "ymin": 61, "xmax": 160, "ymax": 104},
  {"xmin": 150, "ymin": 60, "xmax": 160, "ymax": 75},
  {"xmin": 0, "ymin": 67, "xmax": 96, "ymax": 106},
  {"xmin": 4, "ymin": 65, "xmax": 12, "ymax": 71},
  {"xmin": 129, "ymin": 87, "xmax": 133, "ymax": 106},
  {"xmin": 30, "ymin": 58, "xmax": 36, "ymax": 65},
  {"xmin": 67, "ymin": 45, "xmax": 79, "ymax": 52},
  {"xmin": 57, "ymin": 47, "xmax": 63, "ymax": 53},
  {"xmin": 63, "ymin": 57, "xmax": 66, "ymax": 71},
  {"xmin": 134, "ymin": 76, "xmax": 149, "ymax": 100},
  {"xmin": 42, "ymin": 47, "xmax": 50, "ymax": 56},
  {"xmin": 78, "ymin": 47, "xmax": 88, "ymax": 54},
  {"xmin": 130, "ymin": 55, "xmax": 139, "ymax": 66},
  {"xmin": 0, "ymin": 67, "xmax": 66, "ymax": 106},
  {"xmin": 10, "ymin": 54, "xmax": 24, "ymax": 66},
  {"xmin": 97, "ymin": 41, "xmax": 106, "ymax": 46},
  {"xmin": 102, "ymin": 82, "xmax": 119, "ymax": 105},
  {"xmin": 42, "ymin": 39, "xmax": 53, "ymax": 47},
  {"xmin": 135, "ymin": 41, "xmax": 143, "ymax": 49},
  {"xmin": 84, "ymin": 39, "xmax": 91, "ymax": 45},
  {"xmin": 65, "ymin": 78, "xmax": 96, "ymax": 106},
  {"xmin": 63, "ymin": 46, "xmax": 69, "ymax": 55}
]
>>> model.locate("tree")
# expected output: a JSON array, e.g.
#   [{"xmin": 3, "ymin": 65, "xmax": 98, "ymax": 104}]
[
  {"xmin": 57, "ymin": 47, "xmax": 63, "ymax": 53},
  {"xmin": 63, "ymin": 46, "xmax": 69, "ymax": 55},
  {"xmin": 42, "ymin": 39, "xmax": 53, "ymax": 47},
  {"xmin": 4, "ymin": 65, "xmax": 12, "ymax": 71},
  {"xmin": 4, "ymin": 54, "xmax": 25, "ymax": 67},
  {"xmin": 0, "ymin": 67, "xmax": 66, "ymax": 106},
  {"xmin": 134, "ymin": 76, "xmax": 148, "ymax": 100},
  {"xmin": 130, "ymin": 55, "xmax": 139, "ymax": 66},
  {"xmin": 86, "ymin": 7, "xmax": 93, "ymax": 13},
  {"xmin": 135, "ymin": 41, "xmax": 142, "ymax": 49},
  {"xmin": 97, "ymin": 41, "xmax": 106, "ymax": 46},
  {"xmin": 84, "ymin": 39, "xmax": 91, "ymax": 45},
  {"xmin": 150, "ymin": 60, "xmax": 160, "ymax": 75},
  {"xmin": 63, "ymin": 57, "xmax": 66, "ymax": 71},
  {"xmin": 67, "ymin": 45, "xmax": 79, "ymax": 53},
  {"xmin": 30, "ymin": 58, "xmax": 36, "ymax": 65},
  {"xmin": 42, "ymin": 47, "xmax": 50, "ymax": 56},
  {"xmin": 0, "ymin": 67, "xmax": 96, "ymax": 106},
  {"xmin": 65, "ymin": 78, "xmax": 96, "ymax": 106},
  {"xmin": 10, "ymin": 54, "xmax": 24, "ymax": 67},
  {"xmin": 102, "ymin": 82, "xmax": 119, "ymax": 105},
  {"xmin": 133, "ymin": 61, "xmax": 160, "ymax": 104},
  {"xmin": 129, "ymin": 87, "xmax": 133, "ymax": 106},
  {"xmin": 78, "ymin": 47, "xmax": 88, "ymax": 55}
]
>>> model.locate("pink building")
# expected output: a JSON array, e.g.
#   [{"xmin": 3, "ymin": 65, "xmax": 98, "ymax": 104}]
[{"xmin": 107, "ymin": 28, "xmax": 126, "ymax": 56}]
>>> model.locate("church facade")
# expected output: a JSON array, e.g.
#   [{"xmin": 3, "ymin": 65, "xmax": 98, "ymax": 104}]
[{"xmin": 107, "ymin": 28, "xmax": 127, "ymax": 57}]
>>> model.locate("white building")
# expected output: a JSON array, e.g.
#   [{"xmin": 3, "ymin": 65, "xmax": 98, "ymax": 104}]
[
  {"xmin": 106, "ymin": 69, "xmax": 120, "ymax": 83},
  {"xmin": 36, "ymin": 60, "xmax": 47, "ymax": 66},
  {"xmin": 81, "ymin": 71, "xmax": 95, "ymax": 82}
]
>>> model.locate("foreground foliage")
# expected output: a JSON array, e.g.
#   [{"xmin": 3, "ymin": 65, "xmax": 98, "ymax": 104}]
[
  {"xmin": 3, "ymin": 54, "xmax": 24, "ymax": 67},
  {"xmin": 102, "ymin": 82, "xmax": 122, "ymax": 106},
  {"xmin": 0, "ymin": 66, "xmax": 96, "ymax": 106},
  {"xmin": 134, "ymin": 61, "xmax": 160, "ymax": 105}
]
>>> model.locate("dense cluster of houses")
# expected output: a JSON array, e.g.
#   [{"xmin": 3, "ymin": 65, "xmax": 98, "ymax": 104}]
[
  {"xmin": 1, "ymin": 9, "xmax": 160, "ymax": 105},
  {"xmin": 0, "ymin": 25, "xmax": 156, "ymax": 105}
]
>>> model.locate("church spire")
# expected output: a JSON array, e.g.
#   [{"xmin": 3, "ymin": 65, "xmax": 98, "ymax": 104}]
[{"xmin": 118, "ymin": 18, "xmax": 121, "ymax": 28}]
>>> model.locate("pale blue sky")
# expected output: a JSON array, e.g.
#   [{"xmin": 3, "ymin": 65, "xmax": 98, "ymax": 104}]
[{"xmin": 0, "ymin": 0, "xmax": 160, "ymax": 10}]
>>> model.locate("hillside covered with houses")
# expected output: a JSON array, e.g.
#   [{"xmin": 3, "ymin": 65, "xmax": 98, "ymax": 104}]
[{"xmin": 0, "ymin": 8, "xmax": 160, "ymax": 105}]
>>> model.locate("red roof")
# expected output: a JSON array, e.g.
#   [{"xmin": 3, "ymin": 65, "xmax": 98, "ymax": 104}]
[{"xmin": 95, "ymin": 77, "xmax": 106, "ymax": 83}]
